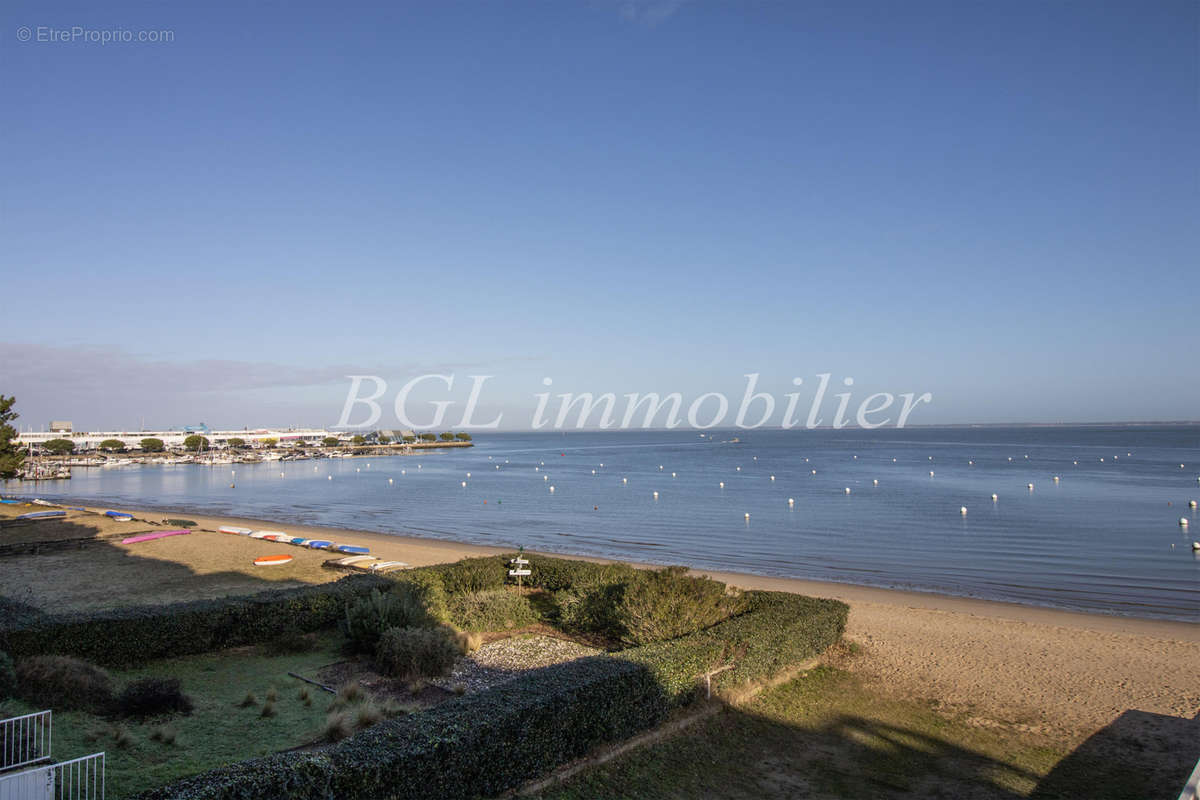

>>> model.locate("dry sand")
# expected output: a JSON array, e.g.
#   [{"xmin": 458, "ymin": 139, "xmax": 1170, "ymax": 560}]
[{"xmin": 1, "ymin": 500, "xmax": 1196, "ymax": 744}]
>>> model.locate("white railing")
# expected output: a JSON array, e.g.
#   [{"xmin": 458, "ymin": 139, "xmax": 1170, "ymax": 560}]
[
  {"xmin": 0, "ymin": 711, "xmax": 50, "ymax": 773},
  {"xmin": 0, "ymin": 752, "xmax": 104, "ymax": 800},
  {"xmin": 1179, "ymin": 756, "xmax": 1200, "ymax": 800}
]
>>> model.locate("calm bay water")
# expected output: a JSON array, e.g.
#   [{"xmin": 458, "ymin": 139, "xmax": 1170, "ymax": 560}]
[{"xmin": 13, "ymin": 426, "xmax": 1200, "ymax": 621}]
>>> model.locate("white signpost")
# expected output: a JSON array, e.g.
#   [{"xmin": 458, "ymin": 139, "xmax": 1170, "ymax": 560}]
[{"xmin": 508, "ymin": 551, "xmax": 531, "ymax": 590}]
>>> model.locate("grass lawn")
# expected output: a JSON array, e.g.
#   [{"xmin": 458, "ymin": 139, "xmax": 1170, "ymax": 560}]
[
  {"xmin": 0, "ymin": 632, "xmax": 346, "ymax": 798},
  {"xmin": 536, "ymin": 665, "xmax": 1175, "ymax": 800}
]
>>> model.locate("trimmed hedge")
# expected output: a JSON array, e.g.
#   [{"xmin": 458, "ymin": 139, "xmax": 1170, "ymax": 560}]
[
  {"xmin": 0, "ymin": 575, "xmax": 391, "ymax": 668},
  {"xmin": 134, "ymin": 584, "xmax": 847, "ymax": 800}
]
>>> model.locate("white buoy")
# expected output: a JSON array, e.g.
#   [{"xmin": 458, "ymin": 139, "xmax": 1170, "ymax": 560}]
[
  {"xmin": 992, "ymin": 493, "xmax": 998, "ymax": 501},
  {"xmin": 719, "ymin": 481, "xmax": 725, "ymax": 488},
  {"xmin": 600, "ymin": 463, "xmax": 604, "ymax": 467},
  {"xmin": 653, "ymin": 491, "xmax": 659, "ymax": 499},
  {"xmin": 592, "ymin": 470, "xmax": 597, "ymax": 475},
  {"xmin": 1189, "ymin": 500, "xmax": 1197, "ymax": 508},
  {"xmin": 535, "ymin": 467, "xmax": 539, "ymax": 471},
  {"xmin": 544, "ymin": 475, "xmax": 548, "ymax": 481},
  {"xmin": 467, "ymin": 472, "xmax": 471, "ymax": 477},
  {"xmin": 1180, "ymin": 464, "xmax": 1186, "ymax": 469},
  {"xmin": 960, "ymin": 506, "xmax": 967, "ymax": 515},
  {"xmin": 496, "ymin": 465, "xmax": 500, "ymax": 469},
  {"xmin": 281, "ymin": 472, "xmax": 285, "ymax": 477},
  {"xmin": 328, "ymin": 475, "xmax": 332, "ymax": 480},
  {"xmin": 622, "ymin": 477, "xmax": 628, "ymax": 484},
  {"xmin": 1073, "ymin": 460, "xmax": 1078, "ymax": 465},
  {"xmin": 388, "ymin": 478, "xmax": 393, "ymax": 484},
  {"xmin": 671, "ymin": 472, "xmax": 676, "ymax": 478},
  {"xmin": 1028, "ymin": 483, "xmax": 1034, "ymax": 490},
  {"xmin": 1192, "ymin": 541, "xmax": 1200, "ymax": 551},
  {"xmin": 770, "ymin": 475, "xmax": 775, "ymax": 481},
  {"xmin": 929, "ymin": 471, "xmax": 935, "ymax": 477},
  {"xmin": 928, "ymin": 456, "xmax": 933, "ymax": 461},
  {"xmin": 659, "ymin": 465, "xmax": 664, "ymax": 470},
  {"xmin": 736, "ymin": 466, "xmax": 741, "ymax": 472},
  {"xmin": 788, "ymin": 498, "xmax": 795, "ymax": 506},
  {"xmin": 549, "ymin": 486, "xmax": 555, "ymax": 493},
  {"xmin": 356, "ymin": 468, "xmax": 360, "ymax": 472},
  {"xmin": 892, "ymin": 458, "xmax": 896, "ymax": 462},
  {"xmin": 744, "ymin": 512, "xmax": 750, "ymax": 520},
  {"xmin": 1180, "ymin": 518, "xmax": 1188, "ymax": 526},
  {"xmin": 402, "ymin": 469, "xmax": 406, "ymax": 475},
  {"xmin": 1053, "ymin": 476, "xmax": 1060, "ymax": 482},
  {"xmin": 811, "ymin": 469, "xmax": 817, "ymax": 475},
  {"xmin": 461, "ymin": 481, "xmax": 467, "ymax": 487},
  {"xmin": 873, "ymin": 479, "xmax": 879, "ymax": 486},
  {"xmin": 968, "ymin": 460, "xmax": 974, "ymax": 466},
  {"xmin": 232, "ymin": 470, "xmax": 236, "ymax": 476},
  {"xmin": 844, "ymin": 487, "xmax": 851, "ymax": 494}
]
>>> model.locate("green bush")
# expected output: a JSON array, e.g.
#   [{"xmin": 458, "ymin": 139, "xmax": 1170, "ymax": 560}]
[
  {"xmin": 613, "ymin": 567, "xmax": 742, "ymax": 646},
  {"xmin": 341, "ymin": 581, "xmax": 445, "ymax": 654},
  {"xmin": 431, "ymin": 556, "xmax": 507, "ymax": 595},
  {"xmin": 0, "ymin": 575, "xmax": 391, "ymax": 668},
  {"xmin": 0, "ymin": 650, "xmax": 15, "ymax": 700},
  {"xmin": 446, "ymin": 589, "xmax": 539, "ymax": 632},
  {"xmin": 16, "ymin": 655, "xmax": 114, "ymax": 713},
  {"xmin": 389, "ymin": 571, "xmax": 449, "ymax": 628},
  {"xmin": 114, "ymin": 677, "xmax": 194, "ymax": 718},
  {"xmin": 524, "ymin": 555, "xmax": 638, "ymax": 593},
  {"xmin": 375, "ymin": 626, "xmax": 460, "ymax": 681}
]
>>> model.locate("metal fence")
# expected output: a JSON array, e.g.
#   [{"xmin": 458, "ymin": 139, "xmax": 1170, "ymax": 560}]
[
  {"xmin": 0, "ymin": 711, "xmax": 50, "ymax": 773},
  {"xmin": 0, "ymin": 752, "xmax": 104, "ymax": 800}
]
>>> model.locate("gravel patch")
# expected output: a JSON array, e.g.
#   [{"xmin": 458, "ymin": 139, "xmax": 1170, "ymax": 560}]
[{"xmin": 432, "ymin": 635, "xmax": 600, "ymax": 694}]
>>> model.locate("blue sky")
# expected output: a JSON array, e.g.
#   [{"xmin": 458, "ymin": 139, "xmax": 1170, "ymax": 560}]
[{"xmin": 2, "ymin": 0, "xmax": 1197, "ymax": 430}]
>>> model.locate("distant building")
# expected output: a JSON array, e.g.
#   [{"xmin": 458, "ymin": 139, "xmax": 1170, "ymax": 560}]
[
  {"xmin": 48, "ymin": 421, "xmax": 72, "ymax": 433},
  {"xmin": 14, "ymin": 427, "xmax": 333, "ymax": 451}
]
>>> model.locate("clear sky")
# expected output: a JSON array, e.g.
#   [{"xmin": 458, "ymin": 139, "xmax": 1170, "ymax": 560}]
[{"xmin": 2, "ymin": 0, "xmax": 1197, "ymax": 430}]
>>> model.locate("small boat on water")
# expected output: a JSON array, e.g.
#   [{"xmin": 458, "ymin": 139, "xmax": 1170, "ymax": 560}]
[
  {"xmin": 123, "ymin": 530, "xmax": 190, "ymax": 545},
  {"xmin": 16, "ymin": 510, "xmax": 66, "ymax": 520},
  {"xmin": 254, "ymin": 554, "xmax": 293, "ymax": 566},
  {"xmin": 218, "ymin": 525, "xmax": 253, "ymax": 535}
]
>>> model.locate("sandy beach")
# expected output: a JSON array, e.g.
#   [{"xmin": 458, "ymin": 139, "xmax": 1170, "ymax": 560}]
[{"xmin": 2, "ymin": 500, "xmax": 1197, "ymax": 747}]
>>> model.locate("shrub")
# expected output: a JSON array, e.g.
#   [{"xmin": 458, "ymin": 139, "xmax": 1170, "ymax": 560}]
[
  {"xmin": 114, "ymin": 677, "xmax": 194, "ymax": 718},
  {"xmin": 237, "ymin": 692, "xmax": 257, "ymax": 708},
  {"xmin": 260, "ymin": 701, "xmax": 276, "ymax": 718},
  {"xmin": 389, "ymin": 571, "xmax": 449, "ymax": 628},
  {"xmin": 341, "ymin": 589, "xmax": 430, "ymax": 654},
  {"xmin": 0, "ymin": 650, "xmax": 15, "ymax": 700},
  {"xmin": 433, "ymin": 557, "xmax": 506, "ymax": 595},
  {"xmin": 555, "ymin": 583, "xmax": 627, "ymax": 639},
  {"xmin": 613, "ymin": 567, "xmax": 742, "ymax": 646},
  {"xmin": 375, "ymin": 626, "xmax": 460, "ymax": 681},
  {"xmin": 446, "ymin": 589, "xmax": 539, "ymax": 632},
  {"xmin": 524, "ymin": 555, "xmax": 638, "ymax": 593},
  {"xmin": 0, "ymin": 574, "xmax": 391, "ymax": 668},
  {"xmin": 17, "ymin": 655, "xmax": 113, "ymax": 713}
]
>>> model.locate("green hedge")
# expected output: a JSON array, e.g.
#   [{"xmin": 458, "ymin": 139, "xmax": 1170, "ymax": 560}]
[
  {"xmin": 0, "ymin": 575, "xmax": 391, "ymax": 668},
  {"xmin": 134, "ymin": 584, "xmax": 847, "ymax": 800}
]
